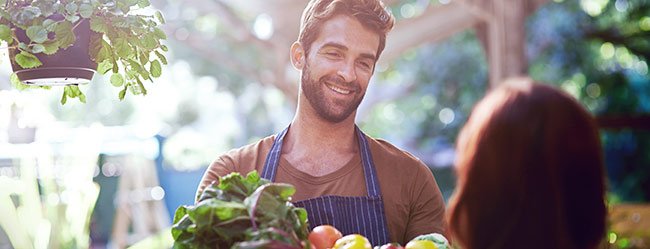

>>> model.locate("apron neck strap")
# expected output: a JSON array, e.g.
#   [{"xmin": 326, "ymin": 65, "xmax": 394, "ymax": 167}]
[{"xmin": 261, "ymin": 125, "xmax": 382, "ymax": 197}]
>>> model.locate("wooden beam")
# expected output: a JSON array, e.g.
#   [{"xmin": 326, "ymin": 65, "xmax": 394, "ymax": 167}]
[{"xmin": 379, "ymin": 2, "xmax": 481, "ymax": 64}]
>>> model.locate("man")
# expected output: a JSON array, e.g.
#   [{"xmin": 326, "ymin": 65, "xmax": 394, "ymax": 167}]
[{"xmin": 197, "ymin": 0, "xmax": 445, "ymax": 245}]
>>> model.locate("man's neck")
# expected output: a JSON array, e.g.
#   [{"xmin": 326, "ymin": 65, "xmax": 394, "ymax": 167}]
[
  {"xmin": 280, "ymin": 104, "xmax": 359, "ymax": 176},
  {"xmin": 287, "ymin": 117, "xmax": 356, "ymax": 150}
]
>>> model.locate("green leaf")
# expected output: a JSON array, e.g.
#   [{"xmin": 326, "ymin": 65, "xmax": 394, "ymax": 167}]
[
  {"xmin": 42, "ymin": 19, "xmax": 58, "ymax": 31},
  {"xmin": 119, "ymin": 0, "xmax": 138, "ymax": 8},
  {"xmin": 42, "ymin": 42, "xmax": 59, "ymax": 55},
  {"xmin": 89, "ymin": 34, "xmax": 104, "ymax": 61},
  {"xmin": 36, "ymin": 1, "xmax": 59, "ymax": 17},
  {"xmin": 153, "ymin": 27, "xmax": 167, "ymax": 40},
  {"xmin": 15, "ymin": 7, "xmax": 42, "ymax": 25},
  {"xmin": 89, "ymin": 18, "xmax": 107, "ymax": 33},
  {"xmin": 26, "ymin": 26, "xmax": 48, "ymax": 43},
  {"xmin": 114, "ymin": 38, "xmax": 133, "ymax": 58},
  {"xmin": 125, "ymin": 68, "xmax": 137, "ymax": 80},
  {"xmin": 197, "ymin": 199, "xmax": 246, "ymax": 222},
  {"xmin": 78, "ymin": 3, "xmax": 93, "ymax": 18},
  {"xmin": 0, "ymin": 24, "xmax": 11, "ymax": 43},
  {"xmin": 60, "ymin": 91, "xmax": 68, "ymax": 104},
  {"xmin": 54, "ymin": 21, "xmax": 75, "ymax": 48},
  {"xmin": 155, "ymin": 50, "xmax": 167, "ymax": 65},
  {"xmin": 244, "ymin": 183, "xmax": 295, "ymax": 220},
  {"xmin": 79, "ymin": 91, "xmax": 87, "ymax": 103},
  {"xmin": 155, "ymin": 11, "xmax": 165, "ymax": 24},
  {"xmin": 172, "ymin": 206, "xmax": 188, "ymax": 225},
  {"xmin": 65, "ymin": 85, "xmax": 75, "ymax": 97},
  {"xmin": 118, "ymin": 86, "xmax": 127, "ymax": 100},
  {"xmin": 62, "ymin": 85, "xmax": 86, "ymax": 104},
  {"xmin": 150, "ymin": 59, "xmax": 161, "ymax": 78},
  {"xmin": 110, "ymin": 73, "xmax": 125, "ymax": 87},
  {"xmin": 160, "ymin": 44, "xmax": 168, "ymax": 52},
  {"xmin": 141, "ymin": 34, "xmax": 157, "ymax": 50},
  {"xmin": 65, "ymin": 3, "xmax": 78, "ymax": 15},
  {"xmin": 18, "ymin": 42, "xmax": 28, "ymax": 50},
  {"xmin": 10, "ymin": 73, "xmax": 29, "ymax": 91},
  {"xmin": 65, "ymin": 14, "xmax": 80, "ymax": 23},
  {"xmin": 139, "ymin": 50, "xmax": 149, "ymax": 65},
  {"xmin": 97, "ymin": 60, "xmax": 113, "ymax": 74},
  {"xmin": 171, "ymin": 171, "xmax": 308, "ymax": 248},
  {"xmin": 31, "ymin": 44, "xmax": 46, "ymax": 53},
  {"xmin": 127, "ymin": 59, "xmax": 149, "ymax": 79},
  {"xmin": 112, "ymin": 59, "xmax": 119, "ymax": 73},
  {"xmin": 135, "ymin": 77, "xmax": 147, "ymax": 94},
  {"xmin": 15, "ymin": 51, "xmax": 42, "ymax": 69},
  {"xmin": 137, "ymin": 0, "xmax": 150, "ymax": 8},
  {"xmin": 117, "ymin": 0, "xmax": 138, "ymax": 13},
  {"xmin": 126, "ymin": 36, "xmax": 142, "ymax": 49}
]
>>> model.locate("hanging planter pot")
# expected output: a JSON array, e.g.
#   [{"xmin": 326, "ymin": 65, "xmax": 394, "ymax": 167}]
[
  {"xmin": 8, "ymin": 18, "xmax": 99, "ymax": 86},
  {"xmin": 0, "ymin": 0, "xmax": 169, "ymax": 104}
]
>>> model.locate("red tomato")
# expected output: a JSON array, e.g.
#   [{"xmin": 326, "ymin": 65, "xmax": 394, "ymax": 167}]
[
  {"xmin": 379, "ymin": 243, "xmax": 405, "ymax": 249},
  {"xmin": 308, "ymin": 225, "xmax": 343, "ymax": 249}
]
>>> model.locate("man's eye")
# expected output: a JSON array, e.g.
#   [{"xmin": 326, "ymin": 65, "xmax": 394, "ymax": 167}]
[
  {"xmin": 325, "ymin": 52, "xmax": 341, "ymax": 57},
  {"xmin": 358, "ymin": 61, "xmax": 372, "ymax": 70}
]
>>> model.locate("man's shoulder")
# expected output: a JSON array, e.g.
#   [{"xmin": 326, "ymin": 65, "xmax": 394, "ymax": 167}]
[
  {"xmin": 365, "ymin": 135, "xmax": 426, "ymax": 168},
  {"xmin": 215, "ymin": 134, "xmax": 276, "ymax": 166},
  {"xmin": 227, "ymin": 134, "xmax": 275, "ymax": 155}
]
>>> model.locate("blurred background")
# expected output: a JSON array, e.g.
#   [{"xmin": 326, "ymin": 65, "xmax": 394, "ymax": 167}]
[{"xmin": 1, "ymin": 0, "xmax": 649, "ymax": 248}]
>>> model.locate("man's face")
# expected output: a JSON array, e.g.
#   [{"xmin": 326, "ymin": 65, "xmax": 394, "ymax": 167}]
[{"xmin": 300, "ymin": 15, "xmax": 380, "ymax": 123}]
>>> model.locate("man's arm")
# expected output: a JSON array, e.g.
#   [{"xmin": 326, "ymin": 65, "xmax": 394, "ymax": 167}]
[
  {"xmin": 404, "ymin": 166, "xmax": 447, "ymax": 241},
  {"xmin": 195, "ymin": 156, "xmax": 236, "ymax": 202}
]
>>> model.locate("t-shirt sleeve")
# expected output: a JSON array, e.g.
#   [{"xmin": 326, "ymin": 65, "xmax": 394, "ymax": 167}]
[
  {"xmin": 195, "ymin": 156, "xmax": 236, "ymax": 202},
  {"xmin": 404, "ymin": 164, "xmax": 447, "ymax": 241}
]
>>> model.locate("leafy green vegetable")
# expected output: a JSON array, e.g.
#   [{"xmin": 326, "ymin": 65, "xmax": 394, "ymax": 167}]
[{"xmin": 172, "ymin": 171, "xmax": 310, "ymax": 249}]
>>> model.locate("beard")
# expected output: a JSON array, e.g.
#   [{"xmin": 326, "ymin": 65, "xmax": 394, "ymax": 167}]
[{"xmin": 300, "ymin": 62, "xmax": 365, "ymax": 123}]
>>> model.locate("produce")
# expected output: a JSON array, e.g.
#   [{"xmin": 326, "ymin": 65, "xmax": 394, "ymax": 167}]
[
  {"xmin": 374, "ymin": 242, "xmax": 404, "ymax": 249},
  {"xmin": 404, "ymin": 240, "xmax": 437, "ymax": 249},
  {"xmin": 410, "ymin": 233, "xmax": 449, "ymax": 249},
  {"xmin": 333, "ymin": 234, "xmax": 372, "ymax": 249},
  {"xmin": 309, "ymin": 225, "xmax": 343, "ymax": 249},
  {"xmin": 171, "ymin": 171, "xmax": 310, "ymax": 249}
]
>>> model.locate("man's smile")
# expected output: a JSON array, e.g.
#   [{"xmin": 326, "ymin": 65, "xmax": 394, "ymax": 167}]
[{"xmin": 324, "ymin": 81, "xmax": 354, "ymax": 95}]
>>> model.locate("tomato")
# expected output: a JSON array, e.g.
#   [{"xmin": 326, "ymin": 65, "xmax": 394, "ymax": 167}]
[
  {"xmin": 333, "ymin": 234, "xmax": 372, "ymax": 249},
  {"xmin": 308, "ymin": 225, "xmax": 343, "ymax": 249},
  {"xmin": 404, "ymin": 240, "xmax": 438, "ymax": 249}
]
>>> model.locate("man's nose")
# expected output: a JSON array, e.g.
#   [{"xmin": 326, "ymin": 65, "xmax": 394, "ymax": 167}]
[{"xmin": 337, "ymin": 60, "xmax": 357, "ymax": 83}]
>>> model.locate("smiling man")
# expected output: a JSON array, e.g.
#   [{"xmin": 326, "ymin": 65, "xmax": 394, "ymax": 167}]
[{"xmin": 196, "ymin": 0, "xmax": 446, "ymax": 245}]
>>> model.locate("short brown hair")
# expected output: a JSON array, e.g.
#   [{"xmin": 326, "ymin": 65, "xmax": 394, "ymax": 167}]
[
  {"xmin": 448, "ymin": 78, "xmax": 607, "ymax": 249},
  {"xmin": 298, "ymin": 0, "xmax": 394, "ymax": 59}
]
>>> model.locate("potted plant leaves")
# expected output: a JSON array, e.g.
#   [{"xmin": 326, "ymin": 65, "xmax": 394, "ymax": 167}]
[{"xmin": 0, "ymin": 0, "xmax": 168, "ymax": 104}]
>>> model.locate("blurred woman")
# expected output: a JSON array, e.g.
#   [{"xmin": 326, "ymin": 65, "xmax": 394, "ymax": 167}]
[{"xmin": 447, "ymin": 78, "xmax": 607, "ymax": 249}]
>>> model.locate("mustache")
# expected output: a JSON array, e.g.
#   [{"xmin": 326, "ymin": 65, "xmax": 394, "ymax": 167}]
[{"xmin": 320, "ymin": 74, "xmax": 361, "ymax": 92}]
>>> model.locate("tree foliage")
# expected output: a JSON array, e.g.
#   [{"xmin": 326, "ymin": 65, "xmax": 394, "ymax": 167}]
[{"xmin": 527, "ymin": 0, "xmax": 650, "ymax": 202}]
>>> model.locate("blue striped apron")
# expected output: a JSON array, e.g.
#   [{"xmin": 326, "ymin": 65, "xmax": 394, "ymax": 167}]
[{"xmin": 261, "ymin": 126, "xmax": 391, "ymax": 246}]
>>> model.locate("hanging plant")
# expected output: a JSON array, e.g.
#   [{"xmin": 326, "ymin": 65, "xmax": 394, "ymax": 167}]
[{"xmin": 0, "ymin": 0, "xmax": 168, "ymax": 104}]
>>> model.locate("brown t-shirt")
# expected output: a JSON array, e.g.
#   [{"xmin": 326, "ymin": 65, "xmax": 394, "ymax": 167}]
[{"xmin": 196, "ymin": 134, "xmax": 446, "ymax": 244}]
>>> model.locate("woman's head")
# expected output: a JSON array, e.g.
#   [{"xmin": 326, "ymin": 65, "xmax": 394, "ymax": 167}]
[{"xmin": 448, "ymin": 78, "xmax": 606, "ymax": 249}]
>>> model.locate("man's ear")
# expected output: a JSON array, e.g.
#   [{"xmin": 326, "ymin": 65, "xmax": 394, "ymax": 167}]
[{"xmin": 290, "ymin": 42, "xmax": 305, "ymax": 69}]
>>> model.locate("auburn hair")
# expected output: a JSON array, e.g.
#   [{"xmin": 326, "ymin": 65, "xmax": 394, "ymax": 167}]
[
  {"xmin": 447, "ymin": 78, "xmax": 607, "ymax": 249},
  {"xmin": 298, "ymin": 0, "xmax": 394, "ymax": 58}
]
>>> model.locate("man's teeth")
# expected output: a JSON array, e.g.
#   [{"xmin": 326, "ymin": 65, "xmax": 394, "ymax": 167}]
[{"xmin": 327, "ymin": 84, "xmax": 352, "ymax": 94}]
